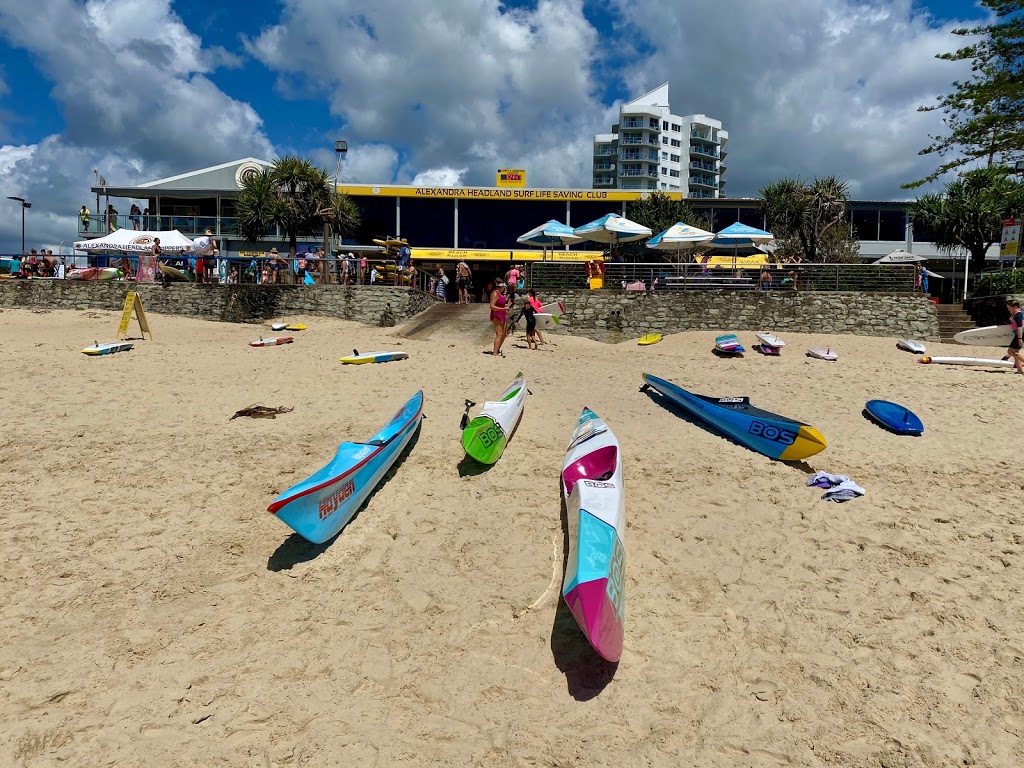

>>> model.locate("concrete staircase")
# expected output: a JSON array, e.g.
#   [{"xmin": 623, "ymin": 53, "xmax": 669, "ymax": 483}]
[{"xmin": 936, "ymin": 304, "xmax": 976, "ymax": 343}]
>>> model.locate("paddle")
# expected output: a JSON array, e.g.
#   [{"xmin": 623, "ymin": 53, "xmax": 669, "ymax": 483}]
[{"xmin": 459, "ymin": 399, "xmax": 476, "ymax": 430}]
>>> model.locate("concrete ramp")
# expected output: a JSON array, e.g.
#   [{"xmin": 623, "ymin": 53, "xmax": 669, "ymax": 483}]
[{"xmin": 396, "ymin": 302, "xmax": 492, "ymax": 342}]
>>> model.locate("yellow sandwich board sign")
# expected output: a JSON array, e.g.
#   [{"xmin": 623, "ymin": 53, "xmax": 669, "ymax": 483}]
[
  {"xmin": 117, "ymin": 291, "xmax": 152, "ymax": 340},
  {"xmin": 496, "ymin": 169, "xmax": 526, "ymax": 188},
  {"xmin": 1001, "ymin": 217, "xmax": 1019, "ymax": 259}
]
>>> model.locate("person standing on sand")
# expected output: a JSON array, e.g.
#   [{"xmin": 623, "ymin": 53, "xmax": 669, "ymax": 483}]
[
  {"xmin": 489, "ymin": 278, "xmax": 508, "ymax": 357},
  {"xmin": 526, "ymin": 289, "xmax": 545, "ymax": 344},
  {"xmin": 1007, "ymin": 299, "xmax": 1024, "ymax": 376},
  {"xmin": 456, "ymin": 259, "xmax": 471, "ymax": 303}
]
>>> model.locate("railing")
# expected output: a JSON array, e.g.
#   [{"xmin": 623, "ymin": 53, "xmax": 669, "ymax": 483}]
[
  {"xmin": 620, "ymin": 168, "xmax": 657, "ymax": 178},
  {"xmin": 619, "ymin": 150, "xmax": 658, "ymax": 161},
  {"xmin": 77, "ymin": 214, "xmax": 323, "ymax": 240},
  {"xmin": 689, "ymin": 176, "xmax": 716, "ymax": 187},
  {"xmin": 594, "ymin": 148, "xmax": 616, "ymax": 156},
  {"xmin": 690, "ymin": 161, "xmax": 716, "ymax": 172},
  {"xmin": 688, "ymin": 190, "xmax": 716, "ymax": 199},
  {"xmin": 527, "ymin": 262, "xmax": 918, "ymax": 293},
  {"xmin": 593, "ymin": 163, "xmax": 615, "ymax": 172},
  {"xmin": 689, "ymin": 129, "xmax": 714, "ymax": 142},
  {"xmin": 594, "ymin": 178, "xmax": 616, "ymax": 186},
  {"xmin": 689, "ymin": 145, "xmax": 719, "ymax": 158}
]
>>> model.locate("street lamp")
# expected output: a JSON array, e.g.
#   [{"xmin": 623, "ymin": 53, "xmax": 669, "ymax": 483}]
[
  {"xmin": 328, "ymin": 140, "xmax": 348, "ymax": 257},
  {"xmin": 7, "ymin": 196, "xmax": 31, "ymax": 253}
]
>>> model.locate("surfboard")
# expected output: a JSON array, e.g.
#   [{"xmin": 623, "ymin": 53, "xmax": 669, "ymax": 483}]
[
  {"xmin": 714, "ymin": 334, "xmax": 745, "ymax": 355},
  {"xmin": 539, "ymin": 301, "xmax": 566, "ymax": 318},
  {"xmin": 81, "ymin": 341, "xmax": 134, "ymax": 356},
  {"xmin": 807, "ymin": 348, "xmax": 838, "ymax": 361},
  {"xmin": 515, "ymin": 312, "xmax": 560, "ymax": 331},
  {"xmin": 339, "ymin": 350, "xmax": 409, "ymax": 365},
  {"xmin": 897, "ymin": 339, "xmax": 926, "ymax": 354},
  {"xmin": 919, "ymin": 355, "xmax": 1015, "ymax": 368},
  {"xmin": 158, "ymin": 264, "xmax": 189, "ymax": 281},
  {"xmin": 271, "ymin": 323, "xmax": 307, "ymax": 331},
  {"xmin": 865, "ymin": 399, "xmax": 924, "ymax": 436},
  {"xmin": 953, "ymin": 325, "xmax": 1014, "ymax": 347},
  {"xmin": 756, "ymin": 332, "xmax": 785, "ymax": 349},
  {"xmin": 249, "ymin": 337, "xmax": 294, "ymax": 347},
  {"xmin": 638, "ymin": 334, "xmax": 662, "ymax": 346},
  {"xmin": 461, "ymin": 372, "xmax": 526, "ymax": 464}
]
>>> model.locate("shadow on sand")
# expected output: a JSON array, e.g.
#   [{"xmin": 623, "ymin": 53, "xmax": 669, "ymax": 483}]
[
  {"xmin": 267, "ymin": 426, "xmax": 423, "ymax": 572},
  {"xmin": 550, "ymin": 477, "xmax": 618, "ymax": 700}
]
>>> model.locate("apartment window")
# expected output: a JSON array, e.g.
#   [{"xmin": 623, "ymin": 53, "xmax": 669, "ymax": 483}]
[
  {"xmin": 660, "ymin": 167, "xmax": 667, "ymax": 175},
  {"xmin": 851, "ymin": 209, "xmax": 879, "ymax": 241},
  {"xmin": 669, "ymin": 169, "xmax": 680, "ymax": 178},
  {"xmin": 662, "ymin": 136, "xmax": 668, "ymax": 144},
  {"xmin": 671, "ymin": 139, "xmax": 681, "ymax": 147},
  {"xmin": 661, "ymin": 182, "xmax": 668, "ymax": 189},
  {"xmin": 671, "ymin": 123, "xmax": 681, "ymax": 132},
  {"xmin": 661, "ymin": 151, "xmax": 669, "ymax": 160},
  {"xmin": 662, "ymin": 121, "xmax": 669, "ymax": 130},
  {"xmin": 670, "ymin": 154, "xmax": 680, "ymax": 162},
  {"xmin": 649, "ymin": 118, "xmax": 658, "ymax": 129}
]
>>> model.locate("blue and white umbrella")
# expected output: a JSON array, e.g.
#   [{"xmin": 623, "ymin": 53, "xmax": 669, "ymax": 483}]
[
  {"xmin": 517, "ymin": 219, "xmax": 581, "ymax": 247},
  {"xmin": 709, "ymin": 221, "xmax": 774, "ymax": 267},
  {"xmin": 646, "ymin": 221, "xmax": 715, "ymax": 261},
  {"xmin": 517, "ymin": 219, "xmax": 581, "ymax": 260},
  {"xmin": 573, "ymin": 213, "xmax": 652, "ymax": 246}
]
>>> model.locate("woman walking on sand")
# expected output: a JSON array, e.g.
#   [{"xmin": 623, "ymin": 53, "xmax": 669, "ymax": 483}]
[
  {"xmin": 489, "ymin": 278, "xmax": 508, "ymax": 357},
  {"xmin": 1007, "ymin": 299, "xmax": 1024, "ymax": 375}
]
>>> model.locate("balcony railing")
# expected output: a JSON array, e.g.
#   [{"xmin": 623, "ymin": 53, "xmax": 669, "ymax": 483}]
[
  {"xmin": 593, "ymin": 163, "xmax": 616, "ymax": 172},
  {"xmin": 620, "ymin": 168, "xmax": 658, "ymax": 178},
  {"xmin": 688, "ymin": 190, "xmax": 716, "ymax": 199},
  {"xmin": 619, "ymin": 136, "xmax": 658, "ymax": 147},
  {"xmin": 528, "ymin": 262, "xmax": 918, "ymax": 293},
  {"xmin": 689, "ymin": 145, "xmax": 719, "ymax": 158},
  {"xmin": 594, "ymin": 148, "xmax": 616, "ymax": 156},
  {"xmin": 594, "ymin": 178, "xmax": 616, "ymax": 187},
  {"xmin": 689, "ymin": 128, "xmax": 715, "ymax": 142},
  {"xmin": 77, "ymin": 214, "xmax": 323, "ymax": 240},
  {"xmin": 689, "ymin": 160, "xmax": 716, "ymax": 172},
  {"xmin": 689, "ymin": 176, "xmax": 717, "ymax": 187},
  {"xmin": 619, "ymin": 149, "xmax": 658, "ymax": 161}
]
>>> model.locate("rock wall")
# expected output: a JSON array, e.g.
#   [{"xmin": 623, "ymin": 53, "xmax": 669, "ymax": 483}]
[
  {"xmin": 539, "ymin": 289, "xmax": 940, "ymax": 342},
  {"xmin": 0, "ymin": 281, "xmax": 437, "ymax": 326}
]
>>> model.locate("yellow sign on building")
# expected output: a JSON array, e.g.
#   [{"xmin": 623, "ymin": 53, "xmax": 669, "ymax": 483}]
[
  {"xmin": 337, "ymin": 183, "xmax": 682, "ymax": 202},
  {"xmin": 410, "ymin": 247, "xmax": 598, "ymax": 263},
  {"xmin": 496, "ymin": 169, "xmax": 526, "ymax": 188}
]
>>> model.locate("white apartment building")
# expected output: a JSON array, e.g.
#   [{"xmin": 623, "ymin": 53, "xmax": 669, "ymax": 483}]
[{"xmin": 592, "ymin": 83, "xmax": 728, "ymax": 199}]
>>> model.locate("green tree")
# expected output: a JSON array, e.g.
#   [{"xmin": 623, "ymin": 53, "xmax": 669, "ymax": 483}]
[
  {"xmin": 626, "ymin": 191, "xmax": 712, "ymax": 259},
  {"xmin": 236, "ymin": 156, "xmax": 360, "ymax": 253},
  {"xmin": 910, "ymin": 166, "xmax": 1024, "ymax": 270},
  {"xmin": 759, "ymin": 176, "xmax": 859, "ymax": 263},
  {"xmin": 906, "ymin": 0, "xmax": 1024, "ymax": 188}
]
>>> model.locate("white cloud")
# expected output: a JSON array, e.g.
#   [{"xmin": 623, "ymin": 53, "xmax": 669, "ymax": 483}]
[
  {"xmin": 0, "ymin": 0, "xmax": 274, "ymax": 252},
  {"xmin": 246, "ymin": 0, "xmax": 601, "ymax": 187},
  {"xmin": 411, "ymin": 167, "xmax": 467, "ymax": 187}
]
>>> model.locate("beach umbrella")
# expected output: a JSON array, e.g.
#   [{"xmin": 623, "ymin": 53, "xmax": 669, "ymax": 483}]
[
  {"xmin": 645, "ymin": 221, "xmax": 715, "ymax": 262},
  {"xmin": 516, "ymin": 219, "xmax": 581, "ymax": 261},
  {"xmin": 873, "ymin": 249, "xmax": 925, "ymax": 264},
  {"xmin": 708, "ymin": 221, "xmax": 774, "ymax": 269},
  {"xmin": 573, "ymin": 213, "xmax": 652, "ymax": 247}
]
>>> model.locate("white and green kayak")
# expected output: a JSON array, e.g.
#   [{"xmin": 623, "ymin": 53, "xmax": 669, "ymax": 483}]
[{"xmin": 461, "ymin": 372, "xmax": 526, "ymax": 464}]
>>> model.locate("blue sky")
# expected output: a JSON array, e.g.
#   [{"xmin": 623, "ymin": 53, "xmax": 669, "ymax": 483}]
[{"xmin": 0, "ymin": 0, "xmax": 992, "ymax": 252}]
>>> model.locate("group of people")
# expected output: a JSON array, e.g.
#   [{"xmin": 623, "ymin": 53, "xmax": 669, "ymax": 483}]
[
  {"xmin": 79, "ymin": 203, "xmax": 152, "ymax": 233},
  {"xmin": 7, "ymin": 248, "xmax": 61, "ymax": 277},
  {"xmin": 487, "ymin": 274, "xmax": 546, "ymax": 357}
]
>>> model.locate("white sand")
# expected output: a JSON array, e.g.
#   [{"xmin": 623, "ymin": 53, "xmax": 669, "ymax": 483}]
[{"xmin": 1, "ymin": 305, "xmax": 1022, "ymax": 767}]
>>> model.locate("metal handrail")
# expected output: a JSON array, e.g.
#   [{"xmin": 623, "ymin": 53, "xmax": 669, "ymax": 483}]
[
  {"xmin": 528, "ymin": 262, "xmax": 919, "ymax": 293},
  {"xmin": 76, "ymin": 214, "xmax": 324, "ymax": 240}
]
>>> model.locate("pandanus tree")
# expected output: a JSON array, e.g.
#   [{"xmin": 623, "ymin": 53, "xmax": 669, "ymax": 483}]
[
  {"xmin": 759, "ymin": 175, "xmax": 859, "ymax": 263},
  {"xmin": 236, "ymin": 156, "xmax": 360, "ymax": 253}
]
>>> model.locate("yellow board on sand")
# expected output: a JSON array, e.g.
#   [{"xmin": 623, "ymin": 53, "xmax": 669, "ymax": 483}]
[{"xmin": 638, "ymin": 334, "xmax": 662, "ymax": 346}]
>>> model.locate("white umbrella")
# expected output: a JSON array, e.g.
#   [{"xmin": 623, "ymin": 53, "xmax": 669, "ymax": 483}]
[
  {"xmin": 873, "ymin": 249, "xmax": 925, "ymax": 264},
  {"xmin": 73, "ymin": 228, "xmax": 194, "ymax": 253},
  {"xmin": 645, "ymin": 222, "xmax": 715, "ymax": 262},
  {"xmin": 516, "ymin": 219, "xmax": 581, "ymax": 261},
  {"xmin": 573, "ymin": 213, "xmax": 652, "ymax": 247}
]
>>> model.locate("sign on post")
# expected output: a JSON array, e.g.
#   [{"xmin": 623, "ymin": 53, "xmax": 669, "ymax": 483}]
[
  {"xmin": 117, "ymin": 291, "xmax": 152, "ymax": 340},
  {"xmin": 1001, "ymin": 217, "xmax": 1020, "ymax": 259}
]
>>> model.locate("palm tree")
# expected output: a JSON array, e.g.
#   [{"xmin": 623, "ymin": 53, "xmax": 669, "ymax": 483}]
[
  {"xmin": 910, "ymin": 166, "xmax": 1024, "ymax": 271},
  {"xmin": 236, "ymin": 156, "xmax": 360, "ymax": 253},
  {"xmin": 760, "ymin": 175, "xmax": 856, "ymax": 262}
]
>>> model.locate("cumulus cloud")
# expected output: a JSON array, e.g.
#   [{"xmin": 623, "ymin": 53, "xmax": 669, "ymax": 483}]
[
  {"xmin": 608, "ymin": 0, "xmax": 981, "ymax": 199},
  {"xmin": 0, "ymin": 0, "xmax": 274, "ymax": 252},
  {"xmin": 246, "ymin": 0, "xmax": 601, "ymax": 186}
]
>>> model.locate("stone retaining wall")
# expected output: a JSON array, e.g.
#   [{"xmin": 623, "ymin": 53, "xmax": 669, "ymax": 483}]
[
  {"xmin": 539, "ymin": 289, "xmax": 939, "ymax": 342},
  {"xmin": 0, "ymin": 281, "xmax": 437, "ymax": 326}
]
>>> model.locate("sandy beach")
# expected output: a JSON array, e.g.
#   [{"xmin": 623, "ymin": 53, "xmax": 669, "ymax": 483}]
[{"xmin": 1, "ymin": 305, "xmax": 1022, "ymax": 767}]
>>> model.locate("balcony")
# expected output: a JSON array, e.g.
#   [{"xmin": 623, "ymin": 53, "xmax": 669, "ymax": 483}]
[
  {"xmin": 593, "ymin": 163, "xmax": 616, "ymax": 172},
  {"xmin": 689, "ymin": 144, "xmax": 719, "ymax": 158},
  {"xmin": 689, "ymin": 176, "xmax": 717, "ymax": 188},
  {"xmin": 619, "ymin": 149, "xmax": 658, "ymax": 161},
  {"xmin": 619, "ymin": 135, "xmax": 658, "ymax": 147},
  {"xmin": 594, "ymin": 177, "xmax": 616, "ymax": 187},
  {"xmin": 688, "ymin": 190, "xmax": 715, "ymax": 199},
  {"xmin": 620, "ymin": 118, "xmax": 658, "ymax": 130},
  {"xmin": 689, "ymin": 160, "xmax": 716, "ymax": 172},
  {"xmin": 620, "ymin": 167, "xmax": 658, "ymax": 178},
  {"xmin": 689, "ymin": 128, "xmax": 716, "ymax": 143},
  {"xmin": 76, "ymin": 214, "xmax": 323, "ymax": 241}
]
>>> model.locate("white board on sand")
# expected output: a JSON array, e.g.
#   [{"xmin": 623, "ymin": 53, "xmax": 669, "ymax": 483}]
[{"xmin": 919, "ymin": 355, "xmax": 1014, "ymax": 369}]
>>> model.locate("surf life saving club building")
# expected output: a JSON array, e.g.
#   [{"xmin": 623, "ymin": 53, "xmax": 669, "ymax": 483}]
[{"xmin": 83, "ymin": 157, "xmax": 967, "ymax": 293}]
